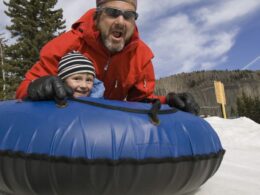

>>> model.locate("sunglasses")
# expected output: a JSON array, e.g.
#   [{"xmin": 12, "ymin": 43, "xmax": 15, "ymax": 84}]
[{"xmin": 97, "ymin": 7, "xmax": 138, "ymax": 21}]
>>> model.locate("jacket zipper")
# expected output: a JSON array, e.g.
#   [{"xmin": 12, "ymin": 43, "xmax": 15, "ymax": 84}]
[
  {"xmin": 104, "ymin": 60, "xmax": 109, "ymax": 71},
  {"xmin": 143, "ymin": 77, "xmax": 147, "ymax": 88},
  {"xmin": 115, "ymin": 80, "xmax": 118, "ymax": 88},
  {"xmin": 103, "ymin": 56, "xmax": 118, "ymax": 89},
  {"xmin": 103, "ymin": 56, "xmax": 110, "ymax": 75},
  {"xmin": 102, "ymin": 40, "xmax": 139, "ymax": 94}
]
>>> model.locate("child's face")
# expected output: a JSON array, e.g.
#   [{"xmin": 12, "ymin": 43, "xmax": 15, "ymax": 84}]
[{"xmin": 65, "ymin": 73, "xmax": 94, "ymax": 97}]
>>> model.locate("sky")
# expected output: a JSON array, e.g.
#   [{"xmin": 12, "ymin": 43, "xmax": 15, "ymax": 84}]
[{"xmin": 0, "ymin": 0, "xmax": 260, "ymax": 78}]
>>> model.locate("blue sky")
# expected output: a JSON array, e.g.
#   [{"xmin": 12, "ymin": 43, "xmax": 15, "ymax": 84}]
[{"xmin": 1, "ymin": 0, "xmax": 260, "ymax": 78}]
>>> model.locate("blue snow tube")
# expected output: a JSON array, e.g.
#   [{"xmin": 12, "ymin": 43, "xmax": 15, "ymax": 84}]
[{"xmin": 0, "ymin": 98, "xmax": 224, "ymax": 195}]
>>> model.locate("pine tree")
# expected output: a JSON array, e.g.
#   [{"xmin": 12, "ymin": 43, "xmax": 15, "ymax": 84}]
[
  {"xmin": 0, "ymin": 35, "xmax": 8, "ymax": 100},
  {"xmin": 236, "ymin": 92, "xmax": 260, "ymax": 124},
  {"xmin": 0, "ymin": 34, "xmax": 20, "ymax": 100},
  {"xmin": 3, "ymin": 0, "xmax": 66, "ymax": 99}
]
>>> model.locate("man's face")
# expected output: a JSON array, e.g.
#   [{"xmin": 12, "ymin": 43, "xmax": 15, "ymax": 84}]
[{"xmin": 95, "ymin": 1, "xmax": 136, "ymax": 53}]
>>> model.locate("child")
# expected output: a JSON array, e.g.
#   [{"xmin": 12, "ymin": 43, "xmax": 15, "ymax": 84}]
[{"xmin": 58, "ymin": 51, "xmax": 104, "ymax": 98}]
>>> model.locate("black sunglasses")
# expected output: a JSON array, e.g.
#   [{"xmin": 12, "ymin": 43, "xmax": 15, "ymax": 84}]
[{"xmin": 97, "ymin": 7, "xmax": 138, "ymax": 21}]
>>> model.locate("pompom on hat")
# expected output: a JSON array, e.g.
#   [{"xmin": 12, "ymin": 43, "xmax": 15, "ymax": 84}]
[
  {"xmin": 58, "ymin": 51, "xmax": 96, "ymax": 80},
  {"xmin": 96, "ymin": 0, "xmax": 137, "ymax": 9}
]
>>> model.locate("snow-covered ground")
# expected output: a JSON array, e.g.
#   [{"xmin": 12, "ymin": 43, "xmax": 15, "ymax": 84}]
[{"xmin": 190, "ymin": 117, "xmax": 260, "ymax": 195}]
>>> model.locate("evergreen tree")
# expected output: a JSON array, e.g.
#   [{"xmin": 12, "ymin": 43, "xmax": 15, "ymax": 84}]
[
  {"xmin": 0, "ymin": 35, "xmax": 8, "ymax": 99},
  {"xmin": 3, "ymin": 0, "xmax": 66, "ymax": 98},
  {"xmin": 0, "ymin": 34, "xmax": 20, "ymax": 100},
  {"xmin": 0, "ymin": 35, "xmax": 6, "ymax": 99},
  {"xmin": 236, "ymin": 92, "xmax": 260, "ymax": 124}
]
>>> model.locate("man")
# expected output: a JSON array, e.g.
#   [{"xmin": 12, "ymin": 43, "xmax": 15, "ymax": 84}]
[{"xmin": 16, "ymin": 0, "xmax": 199, "ymax": 114}]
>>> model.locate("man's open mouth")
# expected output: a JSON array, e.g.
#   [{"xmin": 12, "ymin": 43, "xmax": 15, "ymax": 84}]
[{"xmin": 111, "ymin": 30, "xmax": 124, "ymax": 39}]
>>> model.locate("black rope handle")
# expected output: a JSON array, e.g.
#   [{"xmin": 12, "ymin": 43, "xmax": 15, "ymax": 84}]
[
  {"xmin": 55, "ymin": 97, "xmax": 176, "ymax": 125},
  {"xmin": 69, "ymin": 97, "xmax": 177, "ymax": 115},
  {"xmin": 148, "ymin": 99, "xmax": 162, "ymax": 125}
]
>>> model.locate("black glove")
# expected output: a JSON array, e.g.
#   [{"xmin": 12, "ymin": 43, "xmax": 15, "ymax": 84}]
[
  {"xmin": 27, "ymin": 76, "xmax": 73, "ymax": 105},
  {"xmin": 166, "ymin": 92, "xmax": 200, "ymax": 115}
]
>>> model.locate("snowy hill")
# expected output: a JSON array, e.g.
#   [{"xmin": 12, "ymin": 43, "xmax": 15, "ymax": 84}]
[{"xmin": 190, "ymin": 117, "xmax": 260, "ymax": 195}]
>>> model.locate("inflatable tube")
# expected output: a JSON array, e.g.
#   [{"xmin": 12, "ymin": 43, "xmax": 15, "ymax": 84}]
[{"xmin": 0, "ymin": 98, "xmax": 225, "ymax": 195}]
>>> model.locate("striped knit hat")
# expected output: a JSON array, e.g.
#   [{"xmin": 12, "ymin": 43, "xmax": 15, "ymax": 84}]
[
  {"xmin": 96, "ymin": 0, "xmax": 137, "ymax": 9},
  {"xmin": 58, "ymin": 51, "xmax": 95, "ymax": 80}
]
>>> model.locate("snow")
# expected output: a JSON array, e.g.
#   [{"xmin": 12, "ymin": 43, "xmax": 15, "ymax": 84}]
[{"xmin": 187, "ymin": 117, "xmax": 260, "ymax": 195}]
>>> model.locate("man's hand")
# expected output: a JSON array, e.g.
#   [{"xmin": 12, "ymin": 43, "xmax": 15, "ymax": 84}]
[
  {"xmin": 27, "ymin": 76, "xmax": 73, "ymax": 104},
  {"xmin": 166, "ymin": 92, "xmax": 200, "ymax": 115}
]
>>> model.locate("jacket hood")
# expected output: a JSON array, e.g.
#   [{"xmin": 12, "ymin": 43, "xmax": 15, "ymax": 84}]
[{"xmin": 71, "ymin": 8, "xmax": 140, "ymax": 51}]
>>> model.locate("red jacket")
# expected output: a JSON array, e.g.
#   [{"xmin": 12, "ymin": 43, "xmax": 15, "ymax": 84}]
[{"xmin": 16, "ymin": 9, "xmax": 166, "ymax": 103}]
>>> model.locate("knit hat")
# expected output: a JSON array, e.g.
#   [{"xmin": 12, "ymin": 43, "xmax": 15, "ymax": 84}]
[
  {"xmin": 96, "ymin": 0, "xmax": 137, "ymax": 9},
  {"xmin": 58, "ymin": 51, "xmax": 96, "ymax": 80}
]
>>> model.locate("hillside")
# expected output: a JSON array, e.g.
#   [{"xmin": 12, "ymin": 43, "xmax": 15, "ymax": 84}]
[{"xmin": 155, "ymin": 70, "xmax": 260, "ymax": 117}]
